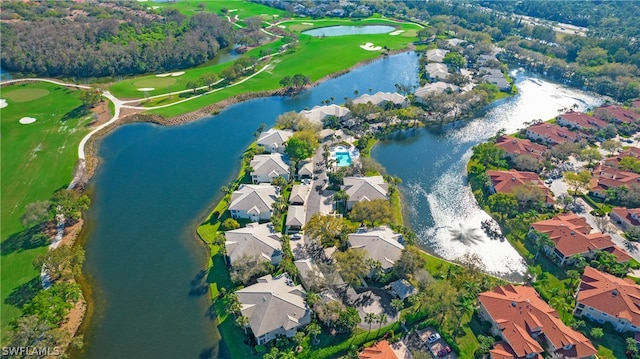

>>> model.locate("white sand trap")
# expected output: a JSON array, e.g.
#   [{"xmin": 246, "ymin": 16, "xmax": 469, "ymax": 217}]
[
  {"xmin": 151, "ymin": 6, "xmax": 159, "ymax": 9},
  {"xmin": 20, "ymin": 117, "xmax": 36, "ymax": 124},
  {"xmin": 156, "ymin": 73, "xmax": 172, "ymax": 77},
  {"xmin": 278, "ymin": 25, "xmax": 286, "ymax": 29},
  {"xmin": 273, "ymin": 15, "xmax": 279, "ymax": 18},
  {"xmin": 171, "ymin": 72, "xmax": 185, "ymax": 77},
  {"xmin": 228, "ymin": 9, "xmax": 238, "ymax": 12},
  {"xmin": 234, "ymin": 15, "xmax": 239, "ymax": 20},
  {"xmin": 0, "ymin": 99, "xmax": 7, "ymax": 109},
  {"xmin": 360, "ymin": 42, "xmax": 382, "ymax": 51},
  {"xmin": 136, "ymin": 0, "xmax": 147, "ymax": 2},
  {"xmin": 138, "ymin": 87, "xmax": 155, "ymax": 91},
  {"xmin": 301, "ymin": 22, "xmax": 314, "ymax": 26},
  {"xmin": 389, "ymin": 30, "xmax": 405, "ymax": 36}
]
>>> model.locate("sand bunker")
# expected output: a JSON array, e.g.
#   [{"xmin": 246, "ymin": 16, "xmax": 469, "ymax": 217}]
[
  {"xmin": 151, "ymin": 6, "xmax": 159, "ymax": 9},
  {"xmin": 171, "ymin": 72, "xmax": 185, "ymax": 77},
  {"xmin": 389, "ymin": 30, "xmax": 405, "ymax": 36},
  {"xmin": 138, "ymin": 88, "xmax": 155, "ymax": 91},
  {"xmin": 228, "ymin": 9, "xmax": 238, "ymax": 12},
  {"xmin": 156, "ymin": 73, "xmax": 172, "ymax": 77},
  {"xmin": 301, "ymin": 22, "xmax": 314, "ymax": 26},
  {"xmin": 278, "ymin": 25, "xmax": 286, "ymax": 29},
  {"xmin": 0, "ymin": 99, "xmax": 7, "ymax": 109},
  {"xmin": 20, "ymin": 117, "xmax": 36, "ymax": 124},
  {"xmin": 360, "ymin": 42, "xmax": 382, "ymax": 51}
]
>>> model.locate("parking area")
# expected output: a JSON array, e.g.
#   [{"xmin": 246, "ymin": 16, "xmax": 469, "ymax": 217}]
[{"xmin": 417, "ymin": 327, "xmax": 457, "ymax": 359}]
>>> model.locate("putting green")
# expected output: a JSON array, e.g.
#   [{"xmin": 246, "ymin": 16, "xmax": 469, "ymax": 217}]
[
  {"xmin": 132, "ymin": 77, "xmax": 177, "ymax": 88},
  {"xmin": 3, "ymin": 88, "xmax": 50, "ymax": 102}
]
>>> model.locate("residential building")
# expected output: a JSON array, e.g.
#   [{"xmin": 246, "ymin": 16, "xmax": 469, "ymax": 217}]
[
  {"xmin": 556, "ymin": 112, "xmax": 607, "ymax": 132},
  {"xmin": 603, "ymin": 147, "xmax": 640, "ymax": 167},
  {"xmin": 478, "ymin": 54, "xmax": 500, "ymax": 67},
  {"xmin": 351, "ymin": 92, "xmax": 408, "ymax": 108},
  {"xmin": 342, "ymin": 176, "xmax": 389, "ymax": 210},
  {"xmin": 250, "ymin": 154, "xmax": 290, "ymax": 184},
  {"xmin": 236, "ymin": 274, "xmax": 311, "ymax": 345},
  {"xmin": 256, "ymin": 128, "xmax": 293, "ymax": 153},
  {"xmin": 388, "ymin": 279, "xmax": 416, "ymax": 300},
  {"xmin": 285, "ymin": 205, "xmax": 306, "ymax": 231},
  {"xmin": 414, "ymin": 81, "xmax": 459, "ymax": 99},
  {"xmin": 348, "ymin": 226, "xmax": 404, "ymax": 270},
  {"xmin": 530, "ymin": 213, "xmax": 631, "ymax": 265},
  {"xmin": 589, "ymin": 164, "xmax": 640, "ymax": 198},
  {"xmin": 574, "ymin": 266, "xmax": 640, "ymax": 332},
  {"xmin": 478, "ymin": 67, "xmax": 510, "ymax": 91},
  {"xmin": 294, "ymin": 258, "xmax": 323, "ymax": 291},
  {"xmin": 487, "ymin": 169, "xmax": 554, "ymax": 205},
  {"xmin": 496, "ymin": 135, "xmax": 549, "ymax": 163},
  {"xmin": 224, "ymin": 222, "xmax": 282, "ymax": 265},
  {"xmin": 490, "ymin": 341, "xmax": 542, "ymax": 359},
  {"xmin": 478, "ymin": 284, "xmax": 597, "ymax": 359},
  {"xmin": 594, "ymin": 105, "xmax": 640, "ymax": 125},
  {"xmin": 229, "ymin": 184, "xmax": 278, "ymax": 222},
  {"xmin": 525, "ymin": 123, "xmax": 585, "ymax": 146},
  {"xmin": 610, "ymin": 207, "xmax": 640, "ymax": 231},
  {"xmin": 300, "ymin": 104, "xmax": 351, "ymax": 126},
  {"xmin": 425, "ymin": 48, "xmax": 449, "ymax": 63},
  {"xmin": 359, "ymin": 340, "xmax": 398, "ymax": 359},
  {"xmin": 447, "ymin": 38, "xmax": 465, "ymax": 47},
  {"xmin": 289, "ymin": 184, "xmax": 311, "ymax": 205},
  {"xmin": 425, "ymin": 63, "xmax": 449, "ymax": 81},
  {"xmin": 297, "ymin": 161, "xmax": 314, "ymax": 178}
]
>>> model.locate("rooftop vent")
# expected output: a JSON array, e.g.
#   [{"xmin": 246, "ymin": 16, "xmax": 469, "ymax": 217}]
[
  {"xmin": 612, "ymin": 290, "xmax": 618, "ymax": 297},
  {"xmin": 511, "ymin": 301, "xmax": 517, "ymax": 307}
]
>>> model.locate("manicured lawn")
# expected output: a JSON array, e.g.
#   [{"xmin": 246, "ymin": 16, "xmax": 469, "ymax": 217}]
[
  {"xmin": 457, "ymin": 312, "xmax": 483, "ymax": 358},
  {"xmin": 0, "ymin": 82, "xmax": 91, "ymax": 337},
  {"xmin": 150, "ymin": 0, "xmax": 288, "ymax": 20}
]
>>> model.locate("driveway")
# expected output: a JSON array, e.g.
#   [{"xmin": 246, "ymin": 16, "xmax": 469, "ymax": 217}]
[{"xmin": 417, "ymin": 327, "xmax": 458, "ymax": 359}]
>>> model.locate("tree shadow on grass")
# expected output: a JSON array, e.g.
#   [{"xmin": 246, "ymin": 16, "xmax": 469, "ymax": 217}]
[
  {"xmin": 61, "ymin": 105, "xmax": 89, "ymax": 122},
  {"xmin": 4, "ymin": 276, "xmax": 41, "ymax": 309},
  {"xmin": 1, "ymin": 226, "xmax": 49, "ymax": 255}
]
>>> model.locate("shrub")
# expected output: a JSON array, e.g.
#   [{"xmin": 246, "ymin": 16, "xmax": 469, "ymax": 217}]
[{"xmin": 222, "ymin": 218, "xmax": 240, "ymax": 230}]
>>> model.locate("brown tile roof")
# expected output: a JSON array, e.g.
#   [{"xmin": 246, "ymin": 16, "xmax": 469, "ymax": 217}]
[
  {"xmin": 480, "ymin": 285, "xmax": 596, "ymax": 359},
  {"xmin": 487, "ymin": 169, "xmax": 554, "ymax": 204},
  {"xmin": 590, "ymin": 164, "xmax": 640, "ymax": 193},
  {"xmin": 611, "ymin": 207, "xmax": 640, "ymax": 227},
  {"xmin": 531, "ymin": 213, "xmax": 631, "ymax": 262},
  {"xmin": 557, "ymin": 111, "xmax": 607, "ymax": 131},
  {"xmin": 595, "ymin": 105, "xmax": 640, "ymax": 124},
  {"xmin": 496, "ymin": 136, "xmax": 549, "ymax": 162},
  {"xmin": 577, "ymin": 266, "xmax": 640, "ymax": 328},
  {"xmin": 603, "ymin": 147, "xmax": 640, "ymax": 167},
  {"xmin": 526, "ymin": 123, "xmax": 584, "ymax": 145},
  {"xmin": 489, "ymin": 341, "xmax": 542, "ymax": 359},
  {"xmin": 633, "ymin": 100, "xmax": 640, "ymax": 109},
  {"xmin": 359, "ymin": 340, "xmax": 398, "ymax": 359}
]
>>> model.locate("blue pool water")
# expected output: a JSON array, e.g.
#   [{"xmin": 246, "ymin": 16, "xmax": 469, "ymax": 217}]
[{"xmin": 336, "ymin": 152, "xmax": 352, "ymax": 166}]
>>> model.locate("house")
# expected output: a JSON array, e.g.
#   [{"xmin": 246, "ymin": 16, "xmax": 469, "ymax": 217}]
[
  {"xmin": 351, "ymin": 92, "xmax": 408, "ymax": 108},
  {"xmin": 236, "ymin": 274, "xmax": 311, "ymax": 345},
  {"xmin": 478, "ymin": 284, "xmax": 597, "ymax": 359},
  {"xmin": 594, "ymin": 105, "xmax": 640, "ymax": 125},
  {"xmin": 530, "ymin": 213, "xmax": 631, "ymax": 265},
  {"xmin": 610, "ymin": 207, "xmax": 640, "ymax": 231},
  {"xmin": 250, "ymin": 154, "xmax": 290, "ymax": 184},
  {"xmin": 478, "ymin": 67, "xmax": 510, "ymax": 91},
  {"xmin": 589, "ymin": 164, "xmax": 640, "ymax": 198},
  {"xmin": 229, "ymin": 184, "xmax": 278, "ymax": 222},
  {"xmin": 446, "ymin": 38, "xmax": 465, "ymax": 47},
  {"xmin": 388, "ymin": 279, "xmax": 417, "ymax": 300},
  {"xmin": 342, "ymin": 176, "xmax": 389, "ymax": 210},
  {"xmin": 289, "ymin": 184, "xmax": 311, "ymax": 205},
  {"xmin": 348, "ymin": 226, "xmax": 404, "ymax": 270},
  {"xmin": 414, "ymin": 81, "xmax": 459, "ymax": 99},
  {"xmin": 478, "ymin": 54, "xmax": 500, "ymax": 67},
  {"xmin": 224, "ymin": 222, "xmax": 282, "ymax": 265},
  {"xmin": 317, "ymin": 129, "xmax": 336, "ymax": 143},
  {"xmin": 300, "ymin": 104, "xmax": 351, "ymax": 126},
  {"xmin": 525, "ymin": 123, "xmax": 585, "ymax": 146},
  {"xmin": 294, "ymin": 258, "xmax": 323, "ymax": 291},
  {"xmin": 556, "ymin": 112, "xmax": 607, "ymax": 132},
  {"xmin": 257, "ymin": 129, "xmax": 293, "ymax": 153},
  {"xmin": 285, "ymin": 205, "xmax": 306, "ymax": 231},
  {"xmin": 487, "ymin": 169, "xmax": 554, "ymax": 205},
  {"xmin": 425, "ymin": 63, "xmax": 449, "ymax": 81},
  {"xmin": 358, "ymin": 340, "xmax": 398, "ymax": 359},
  {"xmin": 297, "ymin": 161, "xmax": 314, "ymax": 178},
  {"xmin": 603, "ymin": 147, "xmax": 640, "ymax": 167},
  {"xmin": 495, "ymin": 135, "xmax": 549, "ymax": 163},
  {"xmin": 575, "ymin": 266, "xmax": 640, "ymax": 332},
  {"xmin": 490, "ymin": 341, "xmax": 542, "ymax": 359},
  {"xmin": 425, "ymin": 48, "xmax": 449, "ymax": 63}
]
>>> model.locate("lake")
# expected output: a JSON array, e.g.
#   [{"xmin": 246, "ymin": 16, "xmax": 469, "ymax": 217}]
[{"xmin": 302, "ymin": 25, "xmax": 395, "ymax": 37}]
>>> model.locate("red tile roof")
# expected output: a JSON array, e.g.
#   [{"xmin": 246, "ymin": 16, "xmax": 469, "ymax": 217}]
[
  {"xmin": 526, "ymin": 123, "xmax": 584, "ymax": 145},
  {"xmin": 487, "ymin": 169, "xmax": 554, "ymax": 204},
  {"xmin": 603, "ymin": 147, "xmax": 640, "ymax": 167},
  {"xmin": 590, "ymin": 164, "xmax": 640, "ymax": 193},
  {"xmin": 577, "ymin": 267, "xmax": 640, "ymax": 328},
  {"xmin": 557, "ymin": 112, "xmax": 607, "ymax": 131},
  {"xmin": 359, "ymin": 340, "xmax": 398, "ymax": 359},
  {"xmin": 496, "ymin": 136, "xmax": 549, "ymax": 162},
  {"xmin": 531, "ymin": 213, "xmax": 631, "ymax": 262},
  {"xmin": 611, "ymin": 207, "xmax": 640, "ymax": 227},
  {"xmin": 479, "ymin": 284, "xmax": 597, "ymax": 359},
  {"xmin": 595, "ymin": 105, "xmax": 640, "ymax": 124},
  {"xmin": 490, "ymin": 341, "xmax": 543, "ymax": 359},
  {"xmin": 633, "ymin": 100, "xmax": 640, "ymax": 109}
]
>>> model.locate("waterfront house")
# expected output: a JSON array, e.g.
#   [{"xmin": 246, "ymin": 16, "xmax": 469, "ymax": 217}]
[
  {"xmin": 589, "ymin": 164, "xmax": 640, "ymax": 198},
  {"xmin": 495, "ymin": 135, "xmax": 549, "ymax": 163},
  {"xmin": 342, "ymin": 176, "xmax": 389, "ymax": 210},
  {"xmin": 574, "ymin": 266, "xmax": 640, "ymax": 332},
  {"xmin": 414, "ymin": 82, "xmax": 459, "ymax": 100},
  {"xmin": 348, "ymin": 226, "xmax": 404, "ymax": 271},
  {"xmin": 358, "ymin": 340, "xmax": 398, "ymax": 359},
  {"xmin": 487, "ymin": 169, "xmax": 554, "ymax": 205},
  {"xmin": 525, "ymin": 123, "xmax": 585, "ymax": 146},
  {"xmin": 594, "ymin": 104, "xmax": 640, "ymax": 125},
  {"xmin": 300, "ymin": 104, "xmax": 351, "ymax": 126},
  {"xmin": 478, "ymin": 67, "xmax": 510, "ymax": 91},
  {"xmin": 556, "ymin": 111, "xmax": 607, "ymax": 132},
  {"xmin": 250, "ymin": 154, "xmax": 290, "ymax": 184},
  {"xmin": 229, "ymin": 184, "xmax": 278, "ymax": 222},
  {"xmin": 285, "ymin": 205, "xmax": 306, "ymax": 231},
  {"xmin": 289, "ymin": 184, "xmax": 311, "ymax": 205},
  {"xmin": 236, "ymin": 274, "xmax": 311, "ymax": 345},
  {"xmin": 224, "ymin": 222, "xmax": 282, "ymax": 266},
  {"xmin": 610, "ymin": 207, "xmax": 640, "ymax": 231},
  {"xmin": 478, "ymin": 284, "xmax": 597, "ymax": 359},
  {"xmin": 426, "ymin": 48, "xmax": 449, "ymax": 63},
  {"xmin": 388, "ymin": 279, "xmax": 417, "ymax": 300},
  {"xmin": 425, "ymin": 63, "xmax": 449, "ymax": 81},
  {"xmin": 257, "ymin": 128, "xmax": 293, "ymax": 154},
  {"xmin": 530, "ymin": 213, "xmax": 631, "ymax": 265},
  {"xmin": 351, "ymin": 92, "xmax": 408, "ymax": 108}
]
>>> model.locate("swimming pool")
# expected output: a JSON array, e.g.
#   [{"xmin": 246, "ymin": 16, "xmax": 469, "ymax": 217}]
[{"xmin": 335, "ymin": 152, "xmax": 352, "ymax": 167}]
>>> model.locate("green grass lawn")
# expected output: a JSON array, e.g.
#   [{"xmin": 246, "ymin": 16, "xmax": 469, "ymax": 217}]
[
  {"xmin": 150, "ymin": 0, "xmax": 288, "ymax": 20},
  {"xmin": 0, "ymin": 82, "xmax": 92, "ymax": 337}
]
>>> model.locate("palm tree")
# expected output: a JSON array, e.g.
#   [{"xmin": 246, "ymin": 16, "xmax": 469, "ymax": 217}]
[
  {"xmin": 235, "ymin": 315, "xmax": 250, "ymax": 335},
  {"xmin": 391, "ymin": 298, "xmax": 404, "ymax": 314},
  {"xmin": 333, "ymin": 190, "xmax": 349, "ymax": 211},
  {"xmin": 365, "ymin": 312, "xmax": 377, "ymax": 332},
  {"xmin": 377, "ymin": 313, "xmax": 387, "ymax": 333},
  {"xmin": 305, "ymin": 292, "xmax": 321, "ymax": 308},
  {"xmin": 306, "ymin": 322, "xmax": 321, "ymax": 343}
]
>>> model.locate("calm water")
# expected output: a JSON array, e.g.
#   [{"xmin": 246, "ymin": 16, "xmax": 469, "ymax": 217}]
[
  {"xmin": 302, "ymin": 25, "xmax": 395, "ymax": 37},
  {"xmin": 372, "ymin": 71, "xmax": 603, "ymax": 280},
  {"xmin": 78, "ymin": 52, "xmax": 418, "ymax": 358}
]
